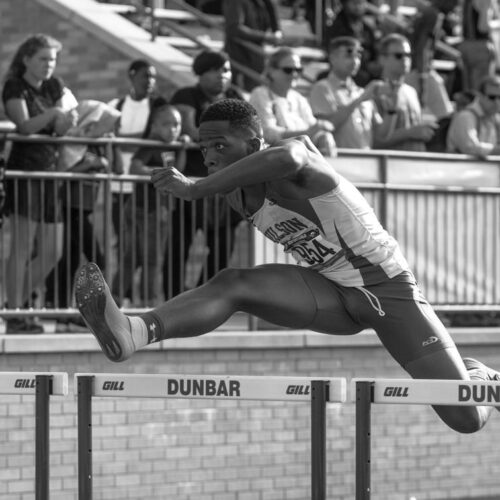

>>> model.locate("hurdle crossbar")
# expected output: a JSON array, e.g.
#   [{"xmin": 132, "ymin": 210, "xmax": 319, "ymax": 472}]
[
  {"xmin": 353, "ymin": 378, "xmax": 500, "ymax": 499},
  {"xmin": 75, "ymin": 373, "xmax": 346, "ymax": 500},
  {"xmin": 0, "ymin": 372, "xmax": 68, "ymax": 500}
]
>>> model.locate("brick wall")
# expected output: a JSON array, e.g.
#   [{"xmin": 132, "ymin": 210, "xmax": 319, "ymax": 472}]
[
  {"xmin": 1, "ymin": 334, "xmax": 500, "ymax": 500},
  {"xmin": 0, "ymin": 1, "xmax": 179, "ymax": 121}
]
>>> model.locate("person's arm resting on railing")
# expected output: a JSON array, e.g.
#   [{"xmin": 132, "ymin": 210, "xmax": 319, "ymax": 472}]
[{"xmin": 5, "ymin": 98, "xmax": 69, "ymax": 135}]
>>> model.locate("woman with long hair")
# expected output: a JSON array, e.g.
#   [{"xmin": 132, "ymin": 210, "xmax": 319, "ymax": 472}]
[{"xmin": 2, "ymin": 33, "xmax": 77, "ymax": 333}]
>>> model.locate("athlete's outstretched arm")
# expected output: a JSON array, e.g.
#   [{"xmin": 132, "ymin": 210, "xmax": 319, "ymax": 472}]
[{"xmin": 151, "ymin": 137, "xmax": 337, "ymax": 201}]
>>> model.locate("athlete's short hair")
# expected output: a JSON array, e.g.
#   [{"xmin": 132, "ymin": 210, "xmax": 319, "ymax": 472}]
[{"xmin": 199, "ymin": 99, "xmax": 263, "ymax": 139}]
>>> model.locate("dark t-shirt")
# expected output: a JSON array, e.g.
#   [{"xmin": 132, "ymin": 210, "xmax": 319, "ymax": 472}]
[{"xmin": 2, "ymin": 76, "xmax": 65, "ymax": 171}]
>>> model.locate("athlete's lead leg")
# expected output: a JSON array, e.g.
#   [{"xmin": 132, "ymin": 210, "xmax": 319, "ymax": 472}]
[{"xmin": 75, "ymin": 262, "xmax": 360, "ymax": 362}]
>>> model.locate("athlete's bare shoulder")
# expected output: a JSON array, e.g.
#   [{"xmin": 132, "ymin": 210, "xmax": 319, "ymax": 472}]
[{"xmin": 268, "ymin": 135, "xmax": 339, "ymax": 198}]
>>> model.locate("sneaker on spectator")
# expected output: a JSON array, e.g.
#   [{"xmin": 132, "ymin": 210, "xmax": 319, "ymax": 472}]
[
  {"xmin": 56, "ymin": 316, "xmax": 88, "ymax": 333},
  {"xmin": 6, "ymin": 318, "xmax": 44, "ymax": 334}
]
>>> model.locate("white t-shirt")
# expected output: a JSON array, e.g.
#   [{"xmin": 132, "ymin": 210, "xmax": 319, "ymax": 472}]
[
  {"xmin": 108, "ymin": 95, "xmax": 151, "ymax": 136},
  {"xmin": 108, "ymin": 95, "xmax": 152, "ymax": 192}
]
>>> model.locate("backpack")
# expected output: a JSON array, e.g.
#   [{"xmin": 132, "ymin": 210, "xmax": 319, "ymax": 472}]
[{"xmin": 426, "ymin": 108, "xmax": 480, "ymax": 153}]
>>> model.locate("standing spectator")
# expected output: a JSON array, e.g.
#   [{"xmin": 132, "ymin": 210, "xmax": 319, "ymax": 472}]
[
  {"xmin": 447, "ymin": 75, "xmax": 500, "ymax": 157},
  {"xmin": 108, "ymin": 59, "xmax": 161, "ymax": 303},
  {"xmin": 406, "ymin": 0, "xmax": 456, "ymax": 120},
  {"xmin": 113, "ymin": 104, "xmax": 188, "ymax": 306},
  {"xmin": 167, "ymin": 50, "xmax": 244, "ymax": 298},
  {"xmin": 2, "ymin": 34, "xmax": 77, "ymax": 333},
  {"xmin": 323, "ymin": 0, "xmax": 382, "ymax": 86},
  {"xmin": 249, "ymin": 47, "xmax": 336, "ymax": 156},
  {"xmin": 459, "ymin": 0, "xmax": 498, "ymax": 91},
  {"xmin": 374, "ymin": 33, "xmax": 437, "ymax": 151},
  {"xmin": 223, "ymin": 0, "xmax": 283, "ymax": 91},
  {"xmin": 309, "ymin": 36, "xmax": 383, "ymax": 149},
  {"xmin": 45, "ymin": 100, "xmax": 120, "ymax": 323}
]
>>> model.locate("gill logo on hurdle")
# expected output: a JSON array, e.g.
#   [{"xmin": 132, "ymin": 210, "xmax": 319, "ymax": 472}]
[{"xmin": 86, "ymin": 373, "xmax": 347, "ymax": 401}]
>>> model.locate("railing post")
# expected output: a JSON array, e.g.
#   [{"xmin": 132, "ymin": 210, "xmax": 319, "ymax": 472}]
[
  {"xmin": 311, "ymin": 380, "xmax": 328, "ymax": 500},
  {"xmin": 103, "ymin": 139, "xmax": 114, "ymax": 284},
  {"xmin": 78, "ymin": 376, "xmax": 94, "ymax": 500},
  {"xmin": 35, "ymin": 375, "xmax": 52, "ymax": 500},
  {"xmin": 356, "ymin": 381, "xmax": 373, "ymax": 500}
]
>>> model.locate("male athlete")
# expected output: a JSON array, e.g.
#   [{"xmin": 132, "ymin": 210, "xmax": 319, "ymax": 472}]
[{"xmin": 75, "ymin": 99, "xmax": 499, "ymax": 434}]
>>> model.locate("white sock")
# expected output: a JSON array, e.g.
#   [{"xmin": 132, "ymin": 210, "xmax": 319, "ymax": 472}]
[{"xmin": 128, "ymin": 316, "xmax": 149, "ymax": 350}]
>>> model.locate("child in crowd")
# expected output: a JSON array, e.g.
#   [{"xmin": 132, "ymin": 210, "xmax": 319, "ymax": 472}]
[
  {"xmin": 112, "ymin": 103, "xmax": 189, "ymax": 306},
  {"xmin": 45, "ymin": 100, "xmax": 121, "ymax": 320}
]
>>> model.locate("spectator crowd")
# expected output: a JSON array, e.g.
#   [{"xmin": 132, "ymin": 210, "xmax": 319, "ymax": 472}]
[{"xmin": 2, "ymin": 0, "xmax": 500, "ymax": 332}]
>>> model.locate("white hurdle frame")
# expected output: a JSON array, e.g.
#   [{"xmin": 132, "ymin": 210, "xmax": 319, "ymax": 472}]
[
  {"xmin": 75, "ymin": 373, "xmax": 347, "ymax": 500},
  {"xmin": 354, "ymin": 378, "xmax": 500, "ymax": 499},
  {"xmin": 0, "ymin": 372, "xmax": 69, "ymax": 500}
]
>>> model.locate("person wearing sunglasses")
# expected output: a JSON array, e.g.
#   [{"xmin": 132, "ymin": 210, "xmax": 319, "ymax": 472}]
[
  {"xmin": 310, "ymin": 36, "xmax": 384, "ymax": 149},
  {"xmin": 446, "ymin": 75, "xmax": 500, "ymax": 158},
  {"xmin": 249, "ymin": 47, "xmax": 336, "ymax": 157},
  {"xmin": 374, "ymin": 33, "xmax": 438, "ymax": 152},
  {"xmin": 323, "ymin": 0, "xmax": 381, "ymax": 87}
]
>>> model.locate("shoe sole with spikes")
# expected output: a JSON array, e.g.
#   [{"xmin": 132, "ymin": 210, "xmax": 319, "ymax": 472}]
[{"xmin": 75, "ymin": 263, "xmax": 134, "ymax": 362}]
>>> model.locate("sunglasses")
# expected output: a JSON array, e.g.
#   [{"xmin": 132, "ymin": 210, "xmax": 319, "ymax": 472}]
[
  {"xmin": 385, "ymin": 52, "xmax": 412, "ymax": 60},
  {"xmin": 345, "ymin": 48, "xmax": 363, "ymax": 57},
  {"xmin": 279, "ymin": 66, "xmax": 303, "ymax": 75}
]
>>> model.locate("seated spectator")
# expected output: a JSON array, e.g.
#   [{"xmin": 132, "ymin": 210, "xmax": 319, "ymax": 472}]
[
  {"xmin": 113, "ymin": 104, "xmax": 188, "ymax": 306},
  {"xmin": 249, "ymin": 47, "xmax": 336, "ymax": 156},
  {"xmin": 405, "ymin": 0, "xmax": 455, "ymax": 120},
  {"xmin": 309, "ymin": 36, "xmax": 383, "ymax": 149},
  {"xmin": 458, "ymin": 0, "xmax": 498, "ymax": 91},
  {"xmin": 1, "ymin": 34, "xmax": 77, "ymax": 334},
  {"xmin": 167, "ymin": 49, "xmax": 244, "ymax": 298},
  {"xmin": 323, "ymin": 0, "xmax": 382, "ymax": 86},
  {"xmin": 374, "ymin": 33, "xmax": 437, "ymax": 151},
  {"xmin": 108, "ymin": 59, "xmax": 162, "ymax": 303},
  {"xmin": 45, "ymin": 100, "xmax": 120, "ymax": 324},
  {"xmin": 447, "ymin": 75, "xmax": 500, "ymax": 157},
  {"xmin": 223, "ymin": 0, "xmax": 282, "ymax": 91}
]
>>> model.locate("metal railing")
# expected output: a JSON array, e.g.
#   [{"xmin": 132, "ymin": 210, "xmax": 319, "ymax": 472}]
[{"xmin": 1, "ymin": 133, "xmax": 500, "ymax": 327}]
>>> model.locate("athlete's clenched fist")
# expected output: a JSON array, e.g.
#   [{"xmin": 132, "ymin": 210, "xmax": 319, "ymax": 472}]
[{"xmin": 151, "ymin": 166, "xmax": 197, "ymax": 200}]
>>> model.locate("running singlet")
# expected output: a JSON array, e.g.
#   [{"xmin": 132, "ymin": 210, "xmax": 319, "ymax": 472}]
[{"xmin": 231, "ymin": 175, "xmax": 411, "ymax": 287}]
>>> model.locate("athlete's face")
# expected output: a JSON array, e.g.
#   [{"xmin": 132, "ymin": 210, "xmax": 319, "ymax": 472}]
[{"xmin": 198, "ymin": 120, "xmax": 260, "ymax": 174}]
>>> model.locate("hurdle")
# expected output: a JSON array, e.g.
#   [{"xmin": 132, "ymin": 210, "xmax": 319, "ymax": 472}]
[
  {"xmin": 354, "ymin": 378, "xmax": 500, "ymax": 499},
  {"xmin": 0, "ymin": 371, "xmax": 68, "ymax": 500},
  {"xmin": 75, "ymin": 373, "xmax": 346, "ymax": 500}
]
